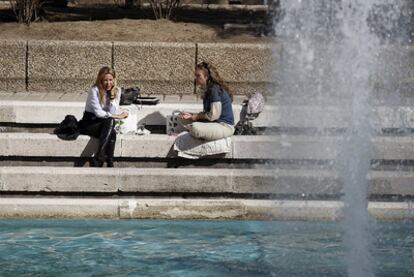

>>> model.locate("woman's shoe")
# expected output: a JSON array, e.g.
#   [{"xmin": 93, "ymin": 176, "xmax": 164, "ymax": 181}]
[
  {"xmin": 96, "ymin": 151, "xmax": 107, "ymax": 162},
  {"xmin": 91, "ymin": 157, "xmax": 104, "ymax": 167},
  {"xmin": 106, "ymin": 160, "xmax": 114, "ymax": 168}
]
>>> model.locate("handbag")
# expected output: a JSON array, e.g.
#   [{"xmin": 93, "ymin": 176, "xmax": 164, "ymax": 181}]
[
  {"xmin": 120, "ymin": 87, "xmax": 140, "ymax": 105},
  {"xmin": 166, "ymin": 110, "xmax": 186, "ymax": 135},
  {"xmin": 54, "ymin": 114, "xmax": 80, "ymax": 140}
]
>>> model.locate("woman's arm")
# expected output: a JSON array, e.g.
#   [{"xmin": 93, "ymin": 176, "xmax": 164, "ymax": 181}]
[
  {"xmin": 180, "ymin": 85, "xmax": 223, "ymax": 122},
  {"xmin": 86, "ymin": 87, "xmax": 127, "ymax": 119},
  {"xmin": 108, "ymin": 87, "xmax": 121, "ymax": 115},
  {"xmin": 178, "ymin": 102, "xmax": 221, "ymax": 122},
  {"xmin": 197, "ymin": 85, "xmax": 222, "ymax": 121},
  {"xmin": 110, "ymin": 88, "xmax": 128, "ymax": 119},
  {"xmin": 86, "ymin": 86, "xmax": 112, "ymax": 118},
  {"xmin": 112, "ymin": 111, "xmax": 128, "ymax": 119},
  {"xmin": 197, "ymin": 102, "xmax": 221, "ymax": 121}
]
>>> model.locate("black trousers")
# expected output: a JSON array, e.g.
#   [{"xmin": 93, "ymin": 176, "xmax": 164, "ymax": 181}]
[{"xmin": 79, "ymin": 111, "xmax": 116, "ymax": 162}]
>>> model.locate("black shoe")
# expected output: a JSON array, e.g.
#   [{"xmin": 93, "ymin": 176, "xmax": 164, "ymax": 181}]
[
  {"xmin": 107, "ymin": 160, "xmax": 114, "ymax": 168},
  {"xmin": 91, "ymin": 157, "xmax": 103, "ymax": 167},
  {"xmin": 96, "ymin": 151, "xmax": 107, "ymax": 162}
]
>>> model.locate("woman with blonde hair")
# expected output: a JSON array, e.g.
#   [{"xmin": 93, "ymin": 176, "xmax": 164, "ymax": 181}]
[
  {"xmin": 178, "ymin": 62, "xmax": 234, "ymax": 140},
  {"xmin": 79, "ymin": 66, "xmax": 128, "ymax": 167}
]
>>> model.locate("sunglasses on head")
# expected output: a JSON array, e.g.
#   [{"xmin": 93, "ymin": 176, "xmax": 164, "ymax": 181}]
[{"xmin": 200, "ymin": 62, "xmax": 210, "ymax": 75}]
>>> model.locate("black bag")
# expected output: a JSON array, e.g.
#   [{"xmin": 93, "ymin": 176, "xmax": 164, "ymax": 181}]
[
  {"xmin": 135, "ymin": 96, "xmax": 160, "ymax": 105},
  {"xmin": 234, "ymin": 121, "xmax": 258, "ymax": 135},
  {"xmin": 53, "ymin": 115, "xmax": 80, "ymax": 140},
  {"xmin": 120, "ymin": 87, "xmax": 140, "ymax": 105}
]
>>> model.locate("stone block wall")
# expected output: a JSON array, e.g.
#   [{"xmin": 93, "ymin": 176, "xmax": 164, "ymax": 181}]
[
  {"xmin": 27, "ymin": 40, "xmax": 112, "ymax": 93},
  {"xmin": 373, "ymin": 45, "xmax": 414, "ymax": 105},
  {"xmin": 197, "ymin": 43, "xmax": 276, "ymax": 96},
  {"xmin": 114, "ymin": 42, "xmax": 196, "ymax": 95},
  {"xmin": 0, "ymin": 39, "xmax": 278, "ymax": 96},
  {"xmin": 0, "ymin": 40, "xmax": 26, "ymax": 92}
]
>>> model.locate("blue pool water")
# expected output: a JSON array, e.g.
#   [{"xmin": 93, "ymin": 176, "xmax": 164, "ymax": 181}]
[{"xmin": 0, "ymin": 219, "xmax": 413, "ymax": 276}]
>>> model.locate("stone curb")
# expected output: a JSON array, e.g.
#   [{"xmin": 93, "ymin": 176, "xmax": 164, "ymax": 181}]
[
  {"xmin": 2, "ymin": 133, "xmax": 414, "ymax": 161},
  {"xmin": 0, "ymin": 197, "xmax": 412, "ymax": 221},
  {"xmin": 1, "ymin": 167, "xmax": 414, "ymax": 196},
  {"xmin": 3, "ymin": 100, "xmax": 414, "ymax": 129}
]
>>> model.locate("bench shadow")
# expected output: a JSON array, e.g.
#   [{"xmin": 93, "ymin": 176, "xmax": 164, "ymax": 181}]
[
  {"xmin": 138, "ymin": 111, "xmax": 167, "ymax": 128},
  {"xmin": 73, "ymin": 137, "xmax": 99, "ymax": 167}
]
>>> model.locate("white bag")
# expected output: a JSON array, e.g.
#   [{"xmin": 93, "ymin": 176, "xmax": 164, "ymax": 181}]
[
  {"xmin": 115, "ymin": 113, "xmax": 138, "ymax": 134},
  {"xmin": 174, "ymin": 131, "xmax": 232, "ymax": 159}
]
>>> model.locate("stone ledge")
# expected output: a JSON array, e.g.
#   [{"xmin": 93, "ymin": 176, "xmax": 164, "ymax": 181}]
[
  {"xmin": 3, "ymin": 100, "xmax": 414, "ymax": 129},
  {"xmin": 2, "ymin": 167, "xmax": 414, "ymax": 197},
  {"xmin": 0, "ymin": 197, "xmax": 119, "ymax": 218},
  {"xmin": 1, "ymin": 133, "xmax": 414, "ymax": 161},
  {"xmin": 0, "ymin": 197, "xmax": 411, "ymax": 220},
  {"xmin": 0, "ymin": 133, "xmax": 338, "ymax": 160},
  {"xmin": 0, "ymin": 101, "xmax": 240, "ymax": 125}
]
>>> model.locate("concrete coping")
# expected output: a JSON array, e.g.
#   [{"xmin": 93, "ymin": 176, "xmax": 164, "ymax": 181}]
[
  {"xmin": 0, "ymin": 197, "xmax": 412, "ymax": 221},
  {"xmin": 2, "ymin": 98, "xmax": 414, "ymax": 129},
  {"xmin": 1, "ymin": 132, "xmax": 414, "ymax": 161},
  {"xmin": 2, "ymin": 166, "xmax": 414, "ymax": 197}
]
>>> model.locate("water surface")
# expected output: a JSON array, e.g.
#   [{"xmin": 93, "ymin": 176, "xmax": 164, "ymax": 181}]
[{"xmin": 0, "ymin": 219, "xmax": 412, "ymax": 276}]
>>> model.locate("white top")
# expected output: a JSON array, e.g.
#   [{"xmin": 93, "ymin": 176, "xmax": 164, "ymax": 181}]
[{"xmin": 84, "ymin": 85, "xmax": 121, "ymax": 118}]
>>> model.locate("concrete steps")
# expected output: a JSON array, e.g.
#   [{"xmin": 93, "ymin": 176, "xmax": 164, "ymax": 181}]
[
  {"xmin": 1, "ymin": 167, "xmax": 414, "ymax": 197},
  {"xmin": 1, "ymin": 133, "xmax": 414, "ymax": 161},
  {"xmin": 4, "ymin": 99, "xmax": 414, "ymax": 129},
  {"xmin": 1, "ymin": 99, "xmax": 414, "ymax": 220}
]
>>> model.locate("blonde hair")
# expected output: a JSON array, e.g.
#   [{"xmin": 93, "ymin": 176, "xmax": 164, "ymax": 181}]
[
  {"xmin": 94, "ymin": 66, "xmax": 118, "ymax": 104},
  {"xmin": 196, "ymin": 62, "xmax": 233, "ymax": 102}
]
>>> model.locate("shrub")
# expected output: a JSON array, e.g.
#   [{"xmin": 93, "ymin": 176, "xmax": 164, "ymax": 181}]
[
  {"xmin": 11, "ymin": 0, "xmax": 46, "ymax": 25},
  {"xmin": 148, "ymin": 0, "xmax": 181, "ymax": 20}
]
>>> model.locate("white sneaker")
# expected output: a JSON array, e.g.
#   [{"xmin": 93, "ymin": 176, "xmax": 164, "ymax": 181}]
[{"xmin": 136, "ymin": 127, "xmax": 151, "ymax": 135}]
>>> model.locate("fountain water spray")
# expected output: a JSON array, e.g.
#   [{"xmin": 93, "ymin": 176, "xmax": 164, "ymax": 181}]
[{"xmin": 273, "ymin": 0, "xmax": 408, "ymax": 275}]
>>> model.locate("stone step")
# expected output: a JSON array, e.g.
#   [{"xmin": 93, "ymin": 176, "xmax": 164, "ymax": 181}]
[
  {"xmin": 3, "ymin": 100, "xmax": 414, "ymax": 129},
  {"xmin": 0, "ymin": 100, "xmax": 269, "ymax": 127},
  {"xmin": 1, "ymin": 166, "xmax": 414, "ymax": 196},
  {"xmin": 1, "ymin": 133, "xmax": 414, "ymax": 161},
  {"xmin": 0, "ymin": 197, "xmax": 411, "ymax": 220}
]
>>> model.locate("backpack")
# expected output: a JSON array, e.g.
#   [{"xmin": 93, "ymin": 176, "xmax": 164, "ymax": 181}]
[
  {"xmin": 234, "ymin": 92, "xmax": 265, "ymax": 135},
  {"xmin": 246, "ymin": 91, "xmax": 265, "ymax": 116},
  {"xmin": 53, "ymin": 115, "xmax": 80, "ymax": 140}
]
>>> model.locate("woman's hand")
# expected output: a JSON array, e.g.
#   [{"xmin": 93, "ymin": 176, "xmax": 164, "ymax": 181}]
[
  {"xmin": 178, "ymin": 112, "xmax": 192, "ymax": 120},
  {"xmin": 112, "ymin": 111, "xmax": 129, "ymax": 119},
  {"xmin": 191, "ymin": 113, "xmax": 199, "ymax": 121}
]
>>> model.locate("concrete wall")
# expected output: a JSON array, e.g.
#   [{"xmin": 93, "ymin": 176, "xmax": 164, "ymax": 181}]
[
  {"xmin": 0, "ymin": 40, "xmax": 26, "ymax": 91},
  {"xmin": 197, "ymin": 43, "xmax": 277, "ymax": 95},
  {"xmin": 27, "ymin": 40, "xmax": 112, "ymax": 93},
  {"xmin": 375, "ymin": 45, "xmax": 414, "ymax": 104},
  {"xmin": 114, "ymin": 42, "xmax": 196, "ymax": 95},
  {"xmin": 0, "ymin": 39, "xmax": 277, "ymax": 96}
]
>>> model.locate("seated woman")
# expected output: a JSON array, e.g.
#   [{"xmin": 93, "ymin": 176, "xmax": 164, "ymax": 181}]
[
  {"xmin": 79, "ymin": 66, "xmax": 128, "ymax": 167},
  {"xmin": 178, "ymin": 62, "xmax": 234, "ymax": 140}
]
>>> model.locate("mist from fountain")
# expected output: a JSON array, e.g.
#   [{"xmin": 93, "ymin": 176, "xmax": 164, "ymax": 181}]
[{"xmin": 273, "ymin": 0, "xmax": 409, "ymax": 276}]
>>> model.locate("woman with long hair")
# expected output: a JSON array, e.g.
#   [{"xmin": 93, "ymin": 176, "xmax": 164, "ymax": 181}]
[
  {"xmin": 178, "ymin": 62, "xmax": 234, "ymax": 140},
  {"xmin": 79, "ymin": 66, "xmax": 128, "ymax": 167}
]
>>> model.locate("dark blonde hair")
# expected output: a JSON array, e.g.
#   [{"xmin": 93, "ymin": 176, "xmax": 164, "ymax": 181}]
[
  {"xmin": 196, "ymin": 62, "xmax": 233, "ymax": 102},
  {"xmin": 94, "ymin": 66, "xmax": 118, "ymax": 104}
]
